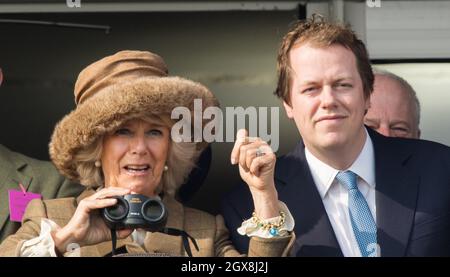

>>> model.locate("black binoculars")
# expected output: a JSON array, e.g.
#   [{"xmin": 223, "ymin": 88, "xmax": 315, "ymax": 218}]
[{"xmin": 102, "ymin": 194, "xmax": 168, "ymax": 232}]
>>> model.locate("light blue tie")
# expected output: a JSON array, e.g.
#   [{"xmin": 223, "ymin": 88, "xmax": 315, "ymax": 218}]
[{"xmin": 336, "ymin": 171, "xmax": 377, "ymax": 257}]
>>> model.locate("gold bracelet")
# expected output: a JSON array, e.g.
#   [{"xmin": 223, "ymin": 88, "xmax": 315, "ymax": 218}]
[{"xmin": 251, "ymin": 211, "xmax": 286, "ymax": 236}]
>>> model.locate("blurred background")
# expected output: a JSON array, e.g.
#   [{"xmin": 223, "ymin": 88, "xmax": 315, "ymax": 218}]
[{"xmin": 1, "ymin": 0, "xmax": 449, "ymax": 213}]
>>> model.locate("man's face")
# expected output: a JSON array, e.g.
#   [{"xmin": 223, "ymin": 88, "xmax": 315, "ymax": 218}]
[
  {"xmin": 364, "ymin": 75, "xmax": 420, "ymax": 139},
  {"xmin": 283, "ymin": 43, "xmax": 369, "ymax": 153}
]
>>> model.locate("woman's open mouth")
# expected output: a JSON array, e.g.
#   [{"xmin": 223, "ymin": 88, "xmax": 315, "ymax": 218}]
[{"xmin": 123, "ymin": 164, "xmax": 150, "ymax": 176}]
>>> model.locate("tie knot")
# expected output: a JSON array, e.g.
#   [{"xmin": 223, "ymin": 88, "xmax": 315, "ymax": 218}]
[{"xmin": 336, "ymin": 170, "xmax": 358, "ymax": 191}]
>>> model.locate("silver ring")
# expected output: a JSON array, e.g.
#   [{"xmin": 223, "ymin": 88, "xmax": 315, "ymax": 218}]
[{"xmin": 255, "ymin": 148, "xmax": 266, "ymax": 157}]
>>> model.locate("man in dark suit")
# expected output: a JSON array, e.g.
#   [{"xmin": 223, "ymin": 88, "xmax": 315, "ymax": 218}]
[
  {"xmin": 221, "ymin": 17, "xmax": 450, "ymax": 257},
  {"xmin": 0, "ymin": 67, "xmax": 84, "ymax": 242}
]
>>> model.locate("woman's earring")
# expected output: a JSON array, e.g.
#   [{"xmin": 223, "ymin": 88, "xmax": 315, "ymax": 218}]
[
  {"xmin": 95, "ymin": 160, "xmax": 101, "ymax": 168},
  {"xmin": 164, "ymin": 165, "xmax": 168, "ymax": 172}
]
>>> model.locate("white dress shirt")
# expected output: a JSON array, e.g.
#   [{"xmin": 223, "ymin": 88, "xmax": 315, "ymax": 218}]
[{"xmin": 305, "ymin": 129, "xmax": 377, "ymax": 257}]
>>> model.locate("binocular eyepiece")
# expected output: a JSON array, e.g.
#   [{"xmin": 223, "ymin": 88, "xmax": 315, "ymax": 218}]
[{"xmin": 102, "ymin": 194, "xmax": 168, "ymax": 232}]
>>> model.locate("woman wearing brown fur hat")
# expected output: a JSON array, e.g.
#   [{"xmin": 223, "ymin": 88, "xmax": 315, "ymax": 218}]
[{"xmin": 0, "ymin": 50, "xmax": 294, "ymax": 257}]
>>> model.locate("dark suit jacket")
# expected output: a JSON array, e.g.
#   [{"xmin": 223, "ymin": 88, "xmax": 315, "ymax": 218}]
[
  {"xmin": 221, "ymin": 128, "xmax": 450, "ymax": 257},
  {"xmin": 0, "ymin": 144, "xmax": 84, "ymax": 242}
]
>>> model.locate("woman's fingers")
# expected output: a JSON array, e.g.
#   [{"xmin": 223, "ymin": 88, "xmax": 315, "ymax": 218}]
[
  {"xmin": 245, "ymin": 148, "xmax": 257, "ymax": 171},
  {"xmin": 79, "ymin": 198, "xmax": 118, "ymax": 213},
  {"xmin": 231, "ymin": 129, "xmax": 248, "ymax": 164},
  {"xmin": 239, "ymin": 143, "xmax": 250, "ymax": 171},
  {"xmin": 231, "ymin": 128, "xmax": 268, "ymax": 171},
  {"xmin": 88, "ymin": 187, "xmax": 130, "ymax": 201},
  {"xmin": 244, "ymin": 141, "xmax": 265, "ymax": 171},
  {"xmin": 249, "ymin": 149, "xmax": 275, "ymax": 177}
]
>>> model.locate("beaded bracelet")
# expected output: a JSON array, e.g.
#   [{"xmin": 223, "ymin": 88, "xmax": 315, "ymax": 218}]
[{"xmin": 250, "ymin": 211, "xmax": 286, "ymax": 237}]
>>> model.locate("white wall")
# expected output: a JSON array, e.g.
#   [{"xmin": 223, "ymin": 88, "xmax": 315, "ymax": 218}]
[{"xmin": 366, "ymin": 0, "xmax": 450, "ymax": 59}]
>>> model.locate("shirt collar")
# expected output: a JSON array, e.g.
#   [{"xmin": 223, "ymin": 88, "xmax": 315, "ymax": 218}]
[
  {"xmin": 305, "ymin": 128, "xmax": 376, "ymax": 199},
  {"xmin": 305, "ymin": 147, "xmax": 339, "ymax": 199},
  {"xmin": 348, "ymin": 129, "xmax": 376, "ymax": 189}
]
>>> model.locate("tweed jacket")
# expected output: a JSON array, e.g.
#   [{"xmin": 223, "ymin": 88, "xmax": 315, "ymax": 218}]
[
  {"xmin": 0, "ymin": 144, "xmax": 84, "ymax": 242},
  {"xmin": 0, "ymin": 188, "xmax": 294, "ymax": 257}
]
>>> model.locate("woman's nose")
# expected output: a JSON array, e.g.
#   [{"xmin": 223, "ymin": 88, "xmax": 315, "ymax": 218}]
[{"xmin": 130, "ymin": 135, "xmax": 148, "ymax": 155}]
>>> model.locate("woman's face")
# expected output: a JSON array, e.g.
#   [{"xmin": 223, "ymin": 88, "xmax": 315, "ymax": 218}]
[{"xmin": 101, "ymin": 118, "xmax": 170, "ymax": 197}]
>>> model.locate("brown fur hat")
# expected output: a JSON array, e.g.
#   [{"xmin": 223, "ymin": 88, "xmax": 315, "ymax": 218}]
[{"xmin": 49, "ymin": 50, "xmax": 219, "ymax": 181}]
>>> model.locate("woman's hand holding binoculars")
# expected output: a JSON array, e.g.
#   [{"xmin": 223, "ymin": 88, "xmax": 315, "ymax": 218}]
[{"xmin": 51, "ymin": 187, "xmax": 133, "ymax": 254}]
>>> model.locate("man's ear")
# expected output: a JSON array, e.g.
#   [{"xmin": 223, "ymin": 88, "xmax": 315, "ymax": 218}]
[
  {"xmin": 0, "ymin": 68, "xmax": 3, "ymax": 86},
  {"xmin": 283, "ymin": 100, "xmax": 294, "ymax": 119}
]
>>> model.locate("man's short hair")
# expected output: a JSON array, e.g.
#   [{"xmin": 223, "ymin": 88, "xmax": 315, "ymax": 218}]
[
  {"xmin": 275, "ymin": 15, "xmax": 374, "ymax": 105},
  {"xmin": 373, "ymin": 68, "xmax": 421, "ymax": 126}
]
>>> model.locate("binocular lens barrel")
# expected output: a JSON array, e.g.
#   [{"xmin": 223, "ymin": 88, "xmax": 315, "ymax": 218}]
[
  {"xmin": 142, "ymin": 200, "xmax": 164, "ymax": 220},
  {"xmin": 105, "ymin": 197, "xmax": 128, "ymax": 220}
]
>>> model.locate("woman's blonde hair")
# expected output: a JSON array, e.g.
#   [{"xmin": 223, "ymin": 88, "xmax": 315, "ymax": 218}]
[{"xmin": 73, "ymin": 115, "xmax": 200, "ymax": 196}]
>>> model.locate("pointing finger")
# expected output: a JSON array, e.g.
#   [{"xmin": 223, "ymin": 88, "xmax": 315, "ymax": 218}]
[{"xmin": 231, "ymin": 129, "xmax": 249, "ymax": 164}]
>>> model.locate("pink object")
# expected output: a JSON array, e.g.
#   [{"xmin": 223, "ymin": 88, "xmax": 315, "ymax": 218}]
[{"xmin": 8, "ymin": 189, "xmax": 42, "ymax": 222}]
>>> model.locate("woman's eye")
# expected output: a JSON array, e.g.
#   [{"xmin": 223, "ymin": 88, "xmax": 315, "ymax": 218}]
[
  {"xmin": 147, "ymin": 129, "xmax": 163, "ymax": 136},
  {"xmin": 115, "ymin": 128, "xmax": 131, "ymax": 135}
]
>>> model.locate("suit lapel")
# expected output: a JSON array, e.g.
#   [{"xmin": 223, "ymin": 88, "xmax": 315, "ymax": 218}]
[
  {"xmin": 276, "ymin": 142, "xmax": 343, "ymax": 257},
  {"xmin": 0, "ymin": 148, "xmax": 33, "ymax": 231},
  {"xmin": 369, "ymin": 129, "xmax": 419, "ymax": 257}
]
